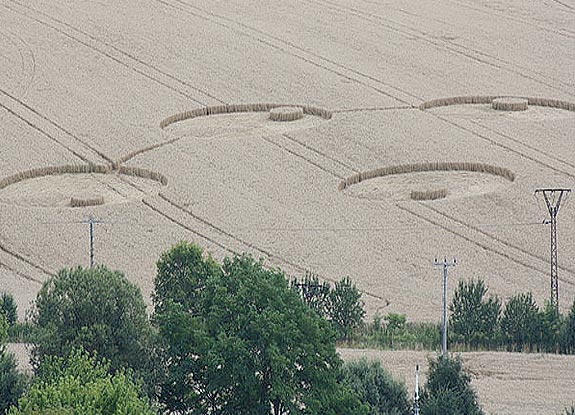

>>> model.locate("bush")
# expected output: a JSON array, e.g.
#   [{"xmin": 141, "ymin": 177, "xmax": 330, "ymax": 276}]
[
  {"xmin": 8, "ymin": 349, "xmax": 154, "ymax": 415},
  {"xmin": 340, "ymin": 359, "xmax": 412, "ymax": 415}
]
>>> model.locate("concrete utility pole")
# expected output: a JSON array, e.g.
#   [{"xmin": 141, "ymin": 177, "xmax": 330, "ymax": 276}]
[
  {"xmin": 82, "ymin": 216, "xmax": 103, "ymax": 268},
  {"xmin": 414, "ymin": 364, "xmax": 420, "ymax": 415},
  {"xmin": 535, "ymin": 188, "xmax": 571, "ymax": 308},
  {"xmin": 434, "ymin": 257, "xmax": 456, "ymax": 357}
]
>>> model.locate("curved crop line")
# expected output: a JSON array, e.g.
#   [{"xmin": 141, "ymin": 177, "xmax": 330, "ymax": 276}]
[
  {"xmin": 0, "ymin": 164, "xmax": 168, "ymax": 190},
  {"xmin": 419, "ymin": 95, "xmax": 575, "ymax": 111},
  {"xmin": 159, "ymin": 103, "xmax": 332, "ymax": 129},
  {"xmin": 339, "ymin": 162, "xmax": 515, "ymax": 191}
]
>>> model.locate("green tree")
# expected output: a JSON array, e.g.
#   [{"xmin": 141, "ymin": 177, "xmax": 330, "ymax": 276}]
[
  {"xmin": 154, "ymin": 242, "xmax": 367, "ymax": 415},
  {"xmin": 0, "ymin": 314, "xmax": 28, "ymax": 415},
  {"xmin": 29, "ymin": 266, "xmax": 158, "ymax": 396},
  {"xmin": 420, "ymin": 354, "xmax": 483, "ymax": 415},
  {"xmin": 539, "ymin": 302, "xmax": 564, "ymax": 353},
  {"xmin": 8, "ymin": 349, "xmax": 154, "ymax": 414},
  {"xmin": 0, "ymin": 293, "xmax": 17, "ymax": 327},
  {"xmin": 328, "ymin": 276, "xmax": 366, "ymax": 340},
  {"xmin": 563, "ymin": 299, "xmax": 575, "ymax": 354},
  {"xmin": 290, "ymin": 272, "xmax": 331, "ymax": 318},
  {"xmin": 340, "ymin": 359, "xmax": 412, "ymax": 415},
  {"xmin": 449, "ymin": 279, "xmax": 501, "ymax": 348},
  {"xmin": 500, "ymin": 292, "xmax": 540, "ymax": 351}
]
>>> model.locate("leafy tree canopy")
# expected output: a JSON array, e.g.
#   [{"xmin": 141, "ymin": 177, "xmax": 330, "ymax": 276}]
[
  {"xmin": 449, "ymin": 279, "xmax": 500, "ymax": 347},
  {"xmin": 154, "ymin": 241, "xmax": 367, "ymax": 415},
  {"xmin": 500, "ymin": 292, "xmax": 540, "ymax": 351},
  {"xmin": 29, "ymin": 266, "xmax": 158, "ymax": 395},
  {"xmin": 340, "ymin": 359, "xmax": 412, "ymax": 415},
  {"xmin": 421, "ymin": 354, "xmax": 483, "ymax": 415},
  {"xmin": 0, "ymin": 293, "xmax": 17, "ymax": 327},
  {"xmin": 8, "ymin": 349, "xmax": 154, "ymax": 415}
]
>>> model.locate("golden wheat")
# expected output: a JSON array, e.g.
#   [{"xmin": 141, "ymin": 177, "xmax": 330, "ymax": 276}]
[
  {"xmin": 410, "ymin": 188, "xmax": 448, "ymax": 201},
  {"xmin": 339, "ymin": 162, "xmax": 515, "ymax": 190},
  {"xmin": 419, "ymin": 96, "xmax": 575, "ymax": 111},
  {"xmin": 492, "ymin": 98, "xmax": 528, "ymax": 111},
  {"xmin": 0, "ymin": 164, "xmax": 167, "ymax": 190},
  {"xmin": 269, "ymin": 106, "xmax": 304, "ymax": 122},
  {"xmin": 70, "ymin": 196, "xmax": 105, "ymax": 208}
]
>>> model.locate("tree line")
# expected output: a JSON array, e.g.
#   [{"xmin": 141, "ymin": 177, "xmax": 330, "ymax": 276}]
[
  {"xmin": 449, "ymin": 279, "xmax": 575, "ymax": 353},
  {"xmin": 0, "ymin": 241, "xmax": 494, "ymax": 415}
]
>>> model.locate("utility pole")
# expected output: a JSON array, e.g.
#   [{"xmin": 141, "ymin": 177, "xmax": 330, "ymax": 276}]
[
  {"xmin": 414, "ymin": 364, "xmax": 420, "ymax": 415},
  {"xmin": 434, "ymin": 257, "xmax": 456, "ymax": 357},
  {"xmin": 82, "ymin": 216, "xmax": 103, "ymax": 268},
  {"xmin": 535, "ymin": 188, "xmax": 571, "ymax": 308}
]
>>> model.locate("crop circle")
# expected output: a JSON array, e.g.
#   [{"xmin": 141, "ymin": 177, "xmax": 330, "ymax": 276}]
[
  {"xmin": 0, "ymin": 165, "xmax": 167, "ymax": 208},
  {"xmin": 339, "ymin": 162, "xmax": 515, "ymax": 201}
]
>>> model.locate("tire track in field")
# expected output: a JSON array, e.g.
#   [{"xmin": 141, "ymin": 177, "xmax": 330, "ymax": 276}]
[
  {"xmin": 2, "ymin": 1, "xmax": 223, "ymax": 106},
  {"xmin": 421, "ymin": 203, "xmax": 575, "ymax": 279},
  {"xmin": 429, "ymin": 112, "xmax": 575, "ymax": 180},
  {"xmin": 466, "ymin": 119, "xmax": 575, "ymax": 173},
  {"xmin": 262, "ymin": 136, "xmax": 346, "ymax": 179},
  {"xmin": 332, "ymin": 105, "xmax": 415, "ymax": 113},
  {"xmin": 154, "ymin": 0, "xmax": 419, "ymax": 106},
  {"xmin": 397, "ymin": 202, "xmax": 575, "ymax": 289},
  {"xmin": 0, "ymin": 30, "xmax": 36, "ymax": 99},
  {"xmin": 0, "ymin": 87, "xmax": 113, "ymax": 164},
  {"xmin": 142, "ymin": 196, "xmax": 238, "ymax": 255},
  {"xmin": 0, "ymin": 240, "xmax": 53, "ymax": 280},
  {"xmin": 282, "ymin": 133, "xmax": 360, "ymax": 174},
  {"xmin": 147, "ymin": 193, "xmax": 387, "ymax": 301},
  {"xmin": 446, "ymin": 0, "xmax": 575, "ymax": 38},
  {"xmin": 0, "ymin": 260, "xmax": 43, "ymax": 285},
  {"xmin": 310, "ymin": 0, "xmax": 574, "ymax": 94}
]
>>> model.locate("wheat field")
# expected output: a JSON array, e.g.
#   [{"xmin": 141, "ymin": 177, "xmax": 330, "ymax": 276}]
[{"xmin": 1, "ymin": 0, "xmax": 574, "ymax": 411}]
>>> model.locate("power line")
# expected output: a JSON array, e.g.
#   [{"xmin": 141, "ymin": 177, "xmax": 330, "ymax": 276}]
[{"xmin": 535, "ymin": 188, "xmax": 571, "ymax": 308}]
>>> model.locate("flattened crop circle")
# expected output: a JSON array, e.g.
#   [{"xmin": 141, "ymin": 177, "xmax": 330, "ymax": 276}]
[
  {"xmin": 0, "ymin": 165, "xmax": 167, "ymax": 208},
  {"xmin": 339, "ymin": 162, "xmax": 515, "ymax": 201}
]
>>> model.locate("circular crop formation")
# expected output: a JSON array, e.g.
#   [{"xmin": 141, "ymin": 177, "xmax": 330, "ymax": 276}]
[
  {"xmin": 159, "ymin": 103, "xmax": 332, "ymax": 129},
  {"xmin": 339, "ymin": 162, "xmax": 515, "ymax": 201},
  {"xmin": 419, "ymin": 95, "xmax": 575, "ymax": 112},
  {"xmin": 0, "ymin": 164, "xmax": 167, "ymax": 208},
  {"xmin": 269, "ymin": 106, "xmax": 304, "ymax": 122}
]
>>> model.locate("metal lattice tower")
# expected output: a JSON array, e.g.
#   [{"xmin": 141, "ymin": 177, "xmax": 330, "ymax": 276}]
[
  {"xmin": 535, "ymin": 189, "xmax": 571, "ymax": 308},
  {"xmin": 434, "ymin": 257, "xmax": 456, "ymax": 357}
]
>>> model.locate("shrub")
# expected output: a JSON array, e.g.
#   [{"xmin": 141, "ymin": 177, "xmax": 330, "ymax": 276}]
[{"xmin": 340, "ymin": 359, "xmax": 412, "ymax": 415}]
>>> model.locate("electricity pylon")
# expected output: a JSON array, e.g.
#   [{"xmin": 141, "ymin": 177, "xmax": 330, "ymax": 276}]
[{"xmin": 535, "ymin": 188, "xmax": 571, "ymax": 308}]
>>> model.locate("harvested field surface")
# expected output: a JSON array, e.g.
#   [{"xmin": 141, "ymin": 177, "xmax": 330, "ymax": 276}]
[
  {"xmin": 0, "ymin": 0, "xmax": 574, "ymax": 409},
  {"xmin": 338, "ymin": 348, "xmax": 575, "ymax": 415}
]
